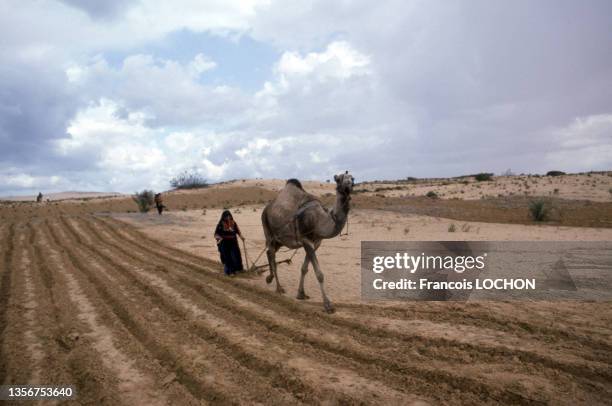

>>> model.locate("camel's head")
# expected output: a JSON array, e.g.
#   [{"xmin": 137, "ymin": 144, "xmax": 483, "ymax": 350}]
[{"xmin": 334, "ymin": 171, "xmax": 354, "ymax": 195}]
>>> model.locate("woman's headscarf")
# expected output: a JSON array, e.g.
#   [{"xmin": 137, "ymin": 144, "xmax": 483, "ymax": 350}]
[{"xmin": 218, "ymin": 210, "xmax": 235, "ymax": 230}]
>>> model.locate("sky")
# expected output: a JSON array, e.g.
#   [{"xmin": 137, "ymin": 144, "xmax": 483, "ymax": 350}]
[{"xmin": 1, "ymin": 0, "xmax": 611, "ymax": 196}]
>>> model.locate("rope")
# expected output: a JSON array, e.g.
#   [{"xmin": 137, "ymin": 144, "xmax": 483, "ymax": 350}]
[
  {"xmin": 245, "ymin": 245, "xmax": 299, "ymax": 272},
  {"xmin": 288, "ymin": 248, "xmax": 299, "ymax": 262}
]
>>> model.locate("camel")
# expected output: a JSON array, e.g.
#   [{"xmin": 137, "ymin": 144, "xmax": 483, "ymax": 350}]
[{"xmin": 261, "ymin": 171, "xmax": 354, "ymax": 313}]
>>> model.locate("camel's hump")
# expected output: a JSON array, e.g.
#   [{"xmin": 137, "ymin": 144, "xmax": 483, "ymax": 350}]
[
  {"xmin": 286, "ymin": 178, "xmax": 303, "ymax": 190},
  {"xmin": 265, "ymin": 181, "xmax": 319, "ymax": 225}
]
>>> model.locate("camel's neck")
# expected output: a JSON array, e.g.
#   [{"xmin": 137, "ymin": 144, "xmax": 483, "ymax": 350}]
[{"xmin": 326, "ymin": 191, "xmax": 350, "ymax": 238}]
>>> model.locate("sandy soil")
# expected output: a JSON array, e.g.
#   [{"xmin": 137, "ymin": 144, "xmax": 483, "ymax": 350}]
[
  {"xmin": 115, "ymin": 207, "xmax": 612, "ymax": 304},
  {"xmin": 355, "ymin": 172, "xmax": 612, "ymax": 202},
  {"xmin": 1, "ymin": 213, "xmax": 610, "ymax": 405},
  {"xmin": 1, "ymin": 191, "xmax": 124, "ymax": 202},
  {"xmin": 0, "ymin": 175, "xmax": 611, "ymax": 405}
]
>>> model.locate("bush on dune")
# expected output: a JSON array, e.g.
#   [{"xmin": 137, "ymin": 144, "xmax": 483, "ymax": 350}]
[
  {"xmin": 474, "ymin": 173, "xmax": 493, "ymax": 182},
  {"xmin": 170, "ymin": 170, "xmax": 209, "ymax": 190},
  {"xmin": 546, "ymin": 170, "xmax": 566, "ymax": 177},
  {"xmin": 528, "ymin": 199, "xmax": 549, "ymax": 222},
  {"xmin": 133, "ymin": 190, "xmax": 155, "ymax": 213}
]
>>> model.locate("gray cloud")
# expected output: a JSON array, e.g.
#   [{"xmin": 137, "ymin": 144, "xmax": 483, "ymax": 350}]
[
  {"xmin": 57, "ymin": 0, "xmax": 136, "ymax": 20},
  {"xmin": 0, "ymin": 63, "xmax": 81, "ymax": 168},
  {"xmin": 1, "ymin": 0, "xmax": 611, "ymax": 196},
  {"xmin": 250, "ymin": 0, "xmax": 612, "ymax": 175}
]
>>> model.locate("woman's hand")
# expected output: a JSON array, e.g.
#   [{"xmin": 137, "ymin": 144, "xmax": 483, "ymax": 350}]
[{"xmin": 240, "ymin": 235, "xmax": 246, "ymax": 241}]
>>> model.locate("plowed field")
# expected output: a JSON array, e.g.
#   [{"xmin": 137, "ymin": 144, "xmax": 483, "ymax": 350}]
[{"xmin": 1, "ymin": 212, "xmax": 611, "ymax": 405}]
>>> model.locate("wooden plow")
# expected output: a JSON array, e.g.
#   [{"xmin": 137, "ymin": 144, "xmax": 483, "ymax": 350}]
[{"xmin": 245, "ymin": 245, "xmax": 299, "ymax": 274}]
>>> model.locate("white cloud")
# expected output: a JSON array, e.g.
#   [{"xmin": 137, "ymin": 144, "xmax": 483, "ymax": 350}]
[
  {"xmin": 189, "ymin": 53, "xmax": 217, "ymax": 74},
  {"xmin": 0, "ymin": 172, "xmax": 67, "ymax": 190},
  {"xmin": 58, "ymin": 99, "xmax": 156, "ymax": 155},
  {"xmin": 100, "ymin": 144, "xmax": 165, "ymax": 172},
  {"xmin": 545, "ymin": 114, "xmax": 612, "ymax": 171},
  {"xmin": 68, "ymin": 53, "xmax": 248, "ymax": 127},
  {"xmin": 276, "ymin": 41, "xmax": 370, "ymax": 80},
  {"xmin": 55, "ymin": 99, "xmax": 169, "ymax": 189},
  {"xmin": 554, "ymin": 114, "xmax": 612, "ymax": 150},
  {"xmin": 248, "ymin": 40, "xmax": 396, "ymax": 137},
  {"xmin": 202, "ymin": 158, "xmax": 229, "ymax": 179},
  {"xmin": 0, "ymin": 0, "xmax": 269, "ymax": 60}
]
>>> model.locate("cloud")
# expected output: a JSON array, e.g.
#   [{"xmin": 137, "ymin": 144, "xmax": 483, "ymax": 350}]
[
  {"xmin": 545, "ymin": 114, "xmax": 612, "ymax": 171},
  {"xmin": 0, "ymin": 0, "xmax": 266, "ymax": 63},
  {"xmin": 52, "ymin": 99, "xmax": 245, "ymax": 191},
  {"xmin": 70, "ymin": 53, "xmax": 246, "ymax": 127},
  {"xmin": 0, "ymin": 172, "xmax": 65, "ymax": 190},
  {"xmin": 0, "ymin": 61, "xmax": 81, "ymax": 168},
  {"xmin": 249, "ymin": 41, "xmax": 400, "ymax": 134},
  {"xmin": 1, "ymin": 0, "xmax": 612, "ymax": 196},
  {"xmin": 276, "ymin": 41, "xmax": 370, "ymax": 79},
  {"xmin": 58, "ymin": 0, "xmax": 137, "ymax": 20}
]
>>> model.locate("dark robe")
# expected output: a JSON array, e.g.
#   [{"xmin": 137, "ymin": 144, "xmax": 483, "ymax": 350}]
[{"xmin": 214, "ymin": 221, "xmax": 244, "ymax": 274}]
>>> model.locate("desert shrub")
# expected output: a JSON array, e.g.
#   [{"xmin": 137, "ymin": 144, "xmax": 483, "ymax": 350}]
[
  {"xmin": 474, "ymin": 173, "xmax": 493, "ymax": 181},
  {"xmin": 528, "ymin": 200, "xmax": 549, "ymax": 221},
  {"xmin": 553, "ymin": 188, "xmax": 560, "ymax": 194},
  {"xmin": 546, "ymin": 170, "xmax": 566, "ymax": 177},
  {"xmin": 448, "ymin": 223, "xmax": 457, "ymax": 232},
  {"xmin": 170, "ymin": 170, "xmax": 208, "ymax": 189},
  {"xmin": 132, "ymin": 190, "xmax": 154, "ymax": 213},
  {"xmin": 426, "ymin": 190, "xmax": 438, "ymax": 199}
]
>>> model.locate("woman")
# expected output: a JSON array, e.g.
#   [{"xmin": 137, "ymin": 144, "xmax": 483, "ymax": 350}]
[
  {"xmin": 214, "ymin": 210, "xmax": 245, "ymax": 276},
  {"xmin": 154, "ymin": 193, "xmax": 166, "ymax": 215}
]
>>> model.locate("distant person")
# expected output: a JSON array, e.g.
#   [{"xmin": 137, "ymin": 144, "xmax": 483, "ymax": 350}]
[
  {"xmin": 154, "ymin": 193, "xmax": 166, "ymax": 215},
  {"xmin": 214, "ymin": 210, "xmax": 245, "ymax": 276},
  {"xmin": 36, "ymin": 192, "xmax": 43, "ymax": 203}
]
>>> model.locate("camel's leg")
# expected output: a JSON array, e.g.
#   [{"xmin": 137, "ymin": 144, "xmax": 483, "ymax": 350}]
[
  {"xmin": 297, "ymin": 241, "xmax": 319, "ymax": 300},
  {"xmin": 296, "ymin": 254, "xmax": 310, "ymax": 300},
  {"xmin": 266, "ymin": 246, "xmax": 285, "ymax": 294},
  {"xmin": 303, "ymin": 240, "xmax": 334, "ymax": 313},
  {"xmin": 265, "ymin": 244, "xmax": 275, "ymax": 284}
]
